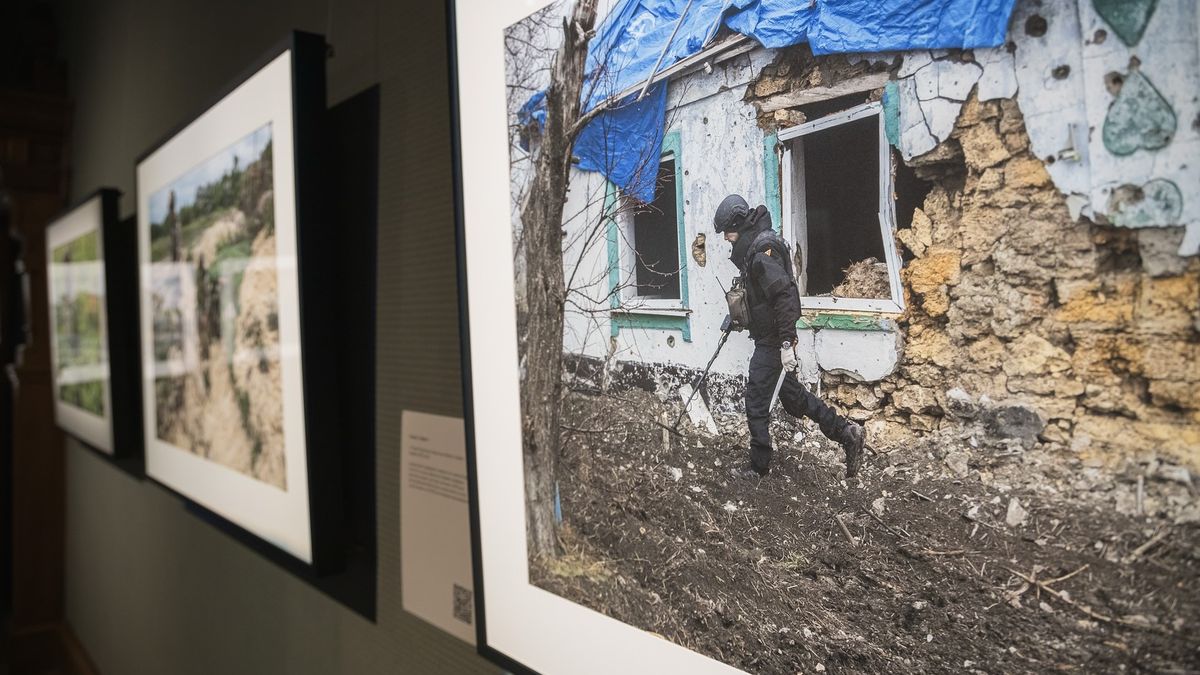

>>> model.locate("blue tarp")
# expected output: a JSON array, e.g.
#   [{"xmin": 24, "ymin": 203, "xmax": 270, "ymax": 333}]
[{"xmin": 523, "ymin": 0, "xmax": 1017, "ymax": 202}]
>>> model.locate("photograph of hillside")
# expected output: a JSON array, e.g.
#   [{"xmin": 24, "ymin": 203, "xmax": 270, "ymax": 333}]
[
  {"xmin": 50, "ymin": 230, "xmax": 106, "ymax": 416},
  {"xmin": 147, "ymin": 122, "xmax": 287, "ymax": 489}
]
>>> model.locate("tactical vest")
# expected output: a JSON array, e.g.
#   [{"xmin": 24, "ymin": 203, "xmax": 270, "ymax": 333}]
[{"xmin": 739, "ymin": 228, "xmax": 801, "ymax": 342}]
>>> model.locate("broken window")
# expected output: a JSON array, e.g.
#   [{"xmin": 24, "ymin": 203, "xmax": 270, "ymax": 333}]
[
  {"xmin": 779, "ymin": 101, "xmax": 905, "ymax": 313},
  {"xmin": 627, "ymin": 155, "xmax": 682, "ymax": 301}
]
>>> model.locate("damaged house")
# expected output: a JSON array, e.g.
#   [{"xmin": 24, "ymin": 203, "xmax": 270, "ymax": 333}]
[{"xmin": 517, "ymin": 0, "xmax": 1199, "ymax": 468}]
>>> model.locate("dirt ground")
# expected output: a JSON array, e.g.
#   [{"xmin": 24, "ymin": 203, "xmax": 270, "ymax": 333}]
[{"xmin": 531, "ymin": 387, "xmax": 1199, "ymax": 674}]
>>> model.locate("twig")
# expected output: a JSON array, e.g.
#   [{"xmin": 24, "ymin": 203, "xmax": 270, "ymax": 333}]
[
  {"xmin": 859, "ymin": 507, "xmax": 905, "ymax": 538},
  {"xmin": 911, "ymin": 489, "xmax": 934, "ymax": 502},
  {"xmin": 1136, "ymin": 475, "xmax": 1145, "ymax": 516},
  {"xmin": 1043, "ymin": 564, "xmax": 1089, "ymax": 585},
  {"xmin": 921, "ymin": 549, "xmax": 966, "ymax": 556},
  {"xmin": 1007, "ymin": 565, "xmax": 1165, "ymax": 633},
  {"xmin": 1005, "ymin": 566, "xmax": 1116, "ymax": 624},
  {"xmin": 1126, "ymin": 528, "xmax": 1170, "ymax": 564},
  {"xmin": 835, "ymin": 514, "xmax": 858, "ymax": 547}
]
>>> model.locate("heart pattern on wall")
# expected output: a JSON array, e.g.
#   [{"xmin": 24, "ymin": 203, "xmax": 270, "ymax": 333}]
[
  {"xmin": 1093, "ymin": 0, "xmax": 1158, "ymax": 46},
  {"xmin": 1106, "ymin": 179, "xmax": 1183, "ymax": 228},
  {"xmin": 1102, "ymin": 70, "xmax": 1176, "ymax": 156}
]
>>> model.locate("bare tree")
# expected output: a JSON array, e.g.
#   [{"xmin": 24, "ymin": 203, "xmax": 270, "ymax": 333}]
[
  {"xmin": 518, "ymin": 0, "xmax": 601, "ymax": 558},
  {"xmin": 508, "ymin": 0, "xmax": 691, "ymax": 559}
]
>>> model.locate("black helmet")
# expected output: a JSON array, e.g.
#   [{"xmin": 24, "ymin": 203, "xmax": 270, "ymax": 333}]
[{"xmin": 713, "ymin": 194, "xmax": 750, "ymax": 233}]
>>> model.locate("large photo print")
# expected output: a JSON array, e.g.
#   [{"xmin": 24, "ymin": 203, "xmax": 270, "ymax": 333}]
[{"xmin": 488, "ymin": 0, "xmax": 1200, "ymax": 672}]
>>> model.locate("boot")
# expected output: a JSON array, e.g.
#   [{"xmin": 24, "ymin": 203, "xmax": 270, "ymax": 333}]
[
  {"xmin": 730, "ymin": 456, "xmax": 769, "ymax": 480},
  {"xmin": 839, "ymin": 422, "xmax": 865, "ymax": 479}
]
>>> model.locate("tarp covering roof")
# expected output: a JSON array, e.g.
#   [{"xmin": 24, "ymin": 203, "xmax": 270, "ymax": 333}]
[{"xmin": 524, "ymin": 0, "xmax": 1018, "ymax": 202}]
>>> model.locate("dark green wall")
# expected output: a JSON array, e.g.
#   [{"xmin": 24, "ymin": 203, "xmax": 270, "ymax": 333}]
[{"xmin": 56, "ymin": 0, "xmax": 494, "ymax": 672}]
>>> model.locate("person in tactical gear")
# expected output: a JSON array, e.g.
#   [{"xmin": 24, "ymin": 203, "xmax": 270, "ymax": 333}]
[{"xmin": 713, "ymin": 193, "xmax": 865, "ymax": 479}]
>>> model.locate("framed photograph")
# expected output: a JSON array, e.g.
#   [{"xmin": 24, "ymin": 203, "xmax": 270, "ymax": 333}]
[
  {"xmin": 450, "ymin": 2, "xmax": 757, "ymax": 672},
  {"xmin": 46, "ymin": 190, "xmax": 120, "ymax": 454},
  {"xmin": 135, "ymin": 32, "xmax": 340, "ymax": 569}
]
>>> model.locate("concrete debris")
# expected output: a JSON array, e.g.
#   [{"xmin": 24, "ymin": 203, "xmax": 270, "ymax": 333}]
[
  {"xmin": 1005, "ymin": 497, "xmax": 1029, "ymax": 527},
  {"xmin": 678, "ymin": 383, "xmax": 719, "ymax": 436},
  {"xmin": 944, "ymin": 451, "xmax": 970, "ymax": 478},
  {"xmin": 943, "ymin": 388, "xmax": 978, "ymax": 419}
]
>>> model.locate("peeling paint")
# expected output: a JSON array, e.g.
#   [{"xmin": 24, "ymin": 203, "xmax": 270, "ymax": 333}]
[
  {"xmin": 1107, "ymin": 179, "xmax": 1183, "ymax": 227},
  {"xmin": 896, "ymin": 49, "xmax": 1013, "ymax": 161},
  {"xmin": 691, "ymin": 233, "xmax": 707, "ymax": 266},
  {"xmin": 889, "ymin": 0, "xmax": 1200, "ymax": 254},
  {"xmin": 1016, "ymin": 0, "xmax": 1198, "ymax": 252},
  {"xmin": 1102, "ymin": 68, "xmax": 1176, "ymax": 155},
  {"xmin": 1092, "ymin": 0, "xmax": 1158, "ymax": 46}
]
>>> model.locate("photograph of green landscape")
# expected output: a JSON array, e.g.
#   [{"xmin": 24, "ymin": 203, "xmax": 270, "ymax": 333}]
[
  {"xmin": 147, "ymin": 122, "xmax": 287, "ymax": 489},
  {"xmin": 50, "ymin": 230, "xmax": 107, "ymax": 416}
]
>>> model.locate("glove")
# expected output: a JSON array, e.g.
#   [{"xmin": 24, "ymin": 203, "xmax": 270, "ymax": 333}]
[{"xmin": 780, "ymin": 342, "xmax": 799, "ymax": 372}]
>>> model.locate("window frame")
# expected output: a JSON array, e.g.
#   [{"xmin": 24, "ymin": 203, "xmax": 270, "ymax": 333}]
[
  {"xmin": 616, "ymin": 131, "xmax": 689, "ymax": 313},
  {"xmin": 777, "ymin": 100, "xmax": 905, "ymax": 314}
]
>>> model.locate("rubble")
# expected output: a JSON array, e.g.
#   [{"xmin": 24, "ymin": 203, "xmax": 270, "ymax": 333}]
[
  {"xmin": 1005, "ymin": 497, "xmax": 1028, "ymax": 527},
  {"xmin": 831, "ymin": 257, "xmax": 891, "ymax": 299},
  {"xmin": 541, "ymin": 386, "xmax": 1200, "ymax": 674}
]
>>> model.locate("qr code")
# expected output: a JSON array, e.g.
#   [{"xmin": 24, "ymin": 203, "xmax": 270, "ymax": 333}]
[{"xmin": 452, "ymin": 583, "xmax": 474, "ymax": 625}]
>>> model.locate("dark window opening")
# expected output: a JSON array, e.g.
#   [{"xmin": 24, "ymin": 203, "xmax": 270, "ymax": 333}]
[
  {"xmin": 893, "ymin": 148, "xmax": 933, "ymax": 232},
  {"xmin": 799, "ymin": 115, "xmax": 886, "ymax": 297},
  {"xmin": 632, "ymin": 158, "xmax": 680, "ymax": 299},
  {"xmin": 892, "ymin": 148, "xmax": 934, "ymax": 263}
]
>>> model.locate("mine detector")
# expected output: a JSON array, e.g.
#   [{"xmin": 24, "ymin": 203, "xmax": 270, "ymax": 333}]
[{"xmin": 670, "ymin": 313, "xmax": 789, "ymax": 435}]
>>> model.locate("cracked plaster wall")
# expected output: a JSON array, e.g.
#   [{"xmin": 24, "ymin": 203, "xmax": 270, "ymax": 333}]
[
  {"xmin": 897, "ymin": 0, "xmax": 1200, "ymax": 255},
  {"xmin": 741, "ymin": 1, "xmax": 1199, "ymax": 468},
  {"xmin": 834, "ymin": 90, "xmax": 1200, "ymax": 468}
]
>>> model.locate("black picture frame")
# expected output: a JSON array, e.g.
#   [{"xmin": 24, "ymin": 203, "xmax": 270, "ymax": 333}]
[
  {"xmin": 45, "ymin": 188, "xmax": 144, "ymax": 473},
  {"xmin": 443, "ymin": 2, "xmax": 521, "ymax": 670}
]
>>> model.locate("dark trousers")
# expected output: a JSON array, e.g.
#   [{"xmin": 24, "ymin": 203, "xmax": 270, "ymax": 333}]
[{"xmin": 745, "ymin": 342, "xmax": 846, "ymax": 471}]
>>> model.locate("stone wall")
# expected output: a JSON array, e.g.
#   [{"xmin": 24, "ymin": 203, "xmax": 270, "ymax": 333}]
[
  {"xmin": 748, "ymin": 44, "xmax": 1200, "ymax": 469},
  {"xmin": 835, "ymin": 93, "xmax": 1199, "ymax": 468}
]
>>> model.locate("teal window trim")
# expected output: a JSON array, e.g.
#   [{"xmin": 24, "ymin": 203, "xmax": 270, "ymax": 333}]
[
  {"xmin": 882, "ymin": 81, "xmax": 900, "ymax": 148},
  {"xmin": 604, "ymin": 181, "xmax": 621, "ymax": 310},
  {"xmin": 605, "ymin": 129, "xmax": 692, "ymax": 342},
  {"xmin": 796, "ymin": 312, "xmax": 895, "ymax": 332},
  {"xmin": 611, "ymin": 312, "xmax": 691, "ymax": 341},
  {"xmin": 763, "ymin": 131, "xmax": 782, "ymax": 234}
]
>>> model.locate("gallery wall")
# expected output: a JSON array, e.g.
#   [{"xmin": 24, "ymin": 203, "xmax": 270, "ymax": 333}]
[{"xmin": 54, "ymin": 0, "xmax": 496, "ymax": 672}]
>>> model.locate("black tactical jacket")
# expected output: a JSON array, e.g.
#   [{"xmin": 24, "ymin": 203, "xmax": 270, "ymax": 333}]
[{"xmin": 729, "ymin": 207, "xmax": 801, "ymax": 348}]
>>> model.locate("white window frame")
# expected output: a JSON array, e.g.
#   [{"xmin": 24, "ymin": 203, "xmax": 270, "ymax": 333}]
[
  {"xmin": 619, "ymin": 149, "xmax": 686, "ymax": 312},
  {"xmin": 777, "ymin": 100, "xmax": 905, "ymax": 314}
]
